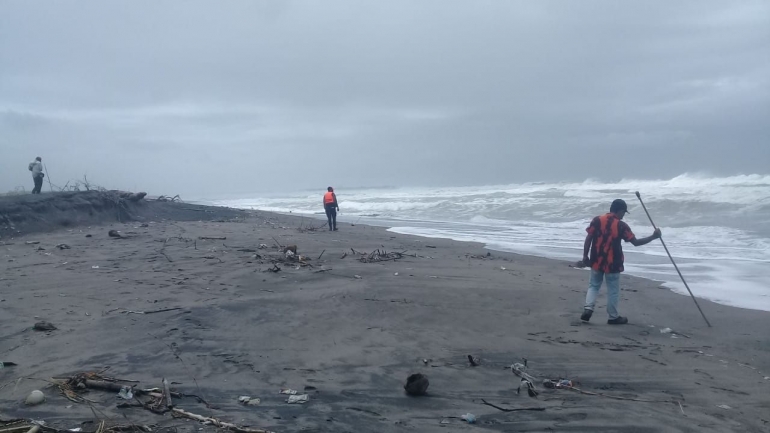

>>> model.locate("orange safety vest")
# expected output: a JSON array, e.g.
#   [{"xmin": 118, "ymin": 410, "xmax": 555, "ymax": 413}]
[{"xmin": 323, "ymin": 191, "xmax": 336, "ymax": 205}]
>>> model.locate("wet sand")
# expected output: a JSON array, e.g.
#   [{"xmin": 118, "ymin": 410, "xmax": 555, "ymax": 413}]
[{"xmin": 1, "ymin": 204, "xmax": 769, "ymax": 432}]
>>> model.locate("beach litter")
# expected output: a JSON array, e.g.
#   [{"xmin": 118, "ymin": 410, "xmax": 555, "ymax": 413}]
[
  {"xmin": 468, "ymin": 355, "xmax": 480, "ymax": 367},
  {"xmin": 0, "ymin": 361, "xmax": 18, "ymax": 368},
  {"xmin": 117, "ymin": 386, "xmax": 133, "ymax": 400},
  {"xmin": 279, "ymin": 388, "xmax": 298, "ymax": 395},
  {"xmin": 460, "ymin": 413, "xmax": 476, "ymax": 424},
  {"xmin": 239, "ymin": 396, "xmax": 261, "ymax": 406},
  {"xmin": 25, "ymin": 390, "xmax": 45, "ymax": 405},
  {"xmin": 91, "ymin": 265, "xmax": 99, "ymax": 269},
  {"xmin": 543, "ymin": 379, "xmax": 573, "ymax": 389},
  {"xmin": 56, "ymin": 244, "xmax": 71, "ymax": 250},
  {"xmin": 25, "ymin": 241, "xmax": 40, "ymax": 245},
  {"xmin": 286, "ymin": 394, "xmax": 309, "ymax": 404},
  {"xmin": 717, "ymin": 404, "xmax": 732, "ymax": 410},
  {"xmin": 659, "ymin": 327, "xmax": 690, "ymax": 338},
  {"xmin": 404, "ymin": 373, "xmax": 429, "ymax": 396}
]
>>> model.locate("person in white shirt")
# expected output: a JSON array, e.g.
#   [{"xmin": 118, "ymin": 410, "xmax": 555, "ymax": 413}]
[{"xmin": 28, "ymin": 157, "xmax": 44, "ymax": 194}]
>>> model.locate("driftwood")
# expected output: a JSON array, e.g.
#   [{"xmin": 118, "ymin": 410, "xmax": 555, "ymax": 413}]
[
  {"xmin": 171, "ymin": 408, "xmax": 273, "ymax": 433},
  {"xmin": 359, "ymin": 248, "xmax": 405, "ymax": 263},
  {"xmin": 480, "ymin": 399, "xmax": 546, "ymax": 412}
]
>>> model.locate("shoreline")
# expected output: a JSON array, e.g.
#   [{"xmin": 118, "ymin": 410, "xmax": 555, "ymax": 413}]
[
  {"xmin": 1, "ymin": 199, "xmax": 769, "ymax": 432},
  {"xmin": 218, "ymin": 207, "xmax": 770, "ymax": 315}
]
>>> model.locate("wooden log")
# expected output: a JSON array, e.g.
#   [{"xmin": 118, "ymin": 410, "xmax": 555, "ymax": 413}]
[{"xmin": 171, "ymin": 408, "xmax": 273, "ymax": 433}]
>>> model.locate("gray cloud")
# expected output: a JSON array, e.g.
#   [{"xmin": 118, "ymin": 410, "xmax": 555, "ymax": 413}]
[{"xmin": 1, "ymin": 0, "xmax": 768, "ymax": 197}]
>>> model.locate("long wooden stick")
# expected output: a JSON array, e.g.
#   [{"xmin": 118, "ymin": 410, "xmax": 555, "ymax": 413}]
[{"xmin": 635, "ymin": 191, "xmax": 712, "ymax": 327}]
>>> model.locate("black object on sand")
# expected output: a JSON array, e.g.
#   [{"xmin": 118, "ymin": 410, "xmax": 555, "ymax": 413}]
[{"xmin": 404, "ymin": 373, "xmax": 429, "ymax": 396}]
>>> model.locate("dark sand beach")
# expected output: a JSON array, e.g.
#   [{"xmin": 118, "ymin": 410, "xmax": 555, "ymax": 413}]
[{"xmin": 1, "ymin": 192, "xmax": 769, "ymax": 432}]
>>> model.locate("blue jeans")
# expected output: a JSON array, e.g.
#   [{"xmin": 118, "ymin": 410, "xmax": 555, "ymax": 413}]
[{"xmin": 584, "ymin": 269, "xmax": 621, "ymax": 319}]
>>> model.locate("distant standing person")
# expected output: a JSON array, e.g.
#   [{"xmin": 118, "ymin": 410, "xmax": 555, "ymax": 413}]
[
  {"xmin": 323, "ymin": 187, "xmax": 339, "ymax": 231},
  {"xmin": 580, "ymin": 199, "xmax": 661, "ymax": 325},
  {"xmin": 28, "ymin": 156, "xmax": 44, "ymax": 194}
]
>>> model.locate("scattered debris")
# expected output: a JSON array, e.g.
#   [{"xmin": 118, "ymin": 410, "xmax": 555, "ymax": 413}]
[
  {"xmin": 239, "ymin": 396, "xmax": 261, "ymax": 406},
  {"xmin": 199, "ymin": 236, "xmax": 227, "ymax": 240},
  {"xmin": 265, "ymin": 264, "xmax": 281, "ymax": 273},
  {"xmin": 359, "ymin": 249, "xmax": 408, "ymax": 263},
  {"xmin": 480, "ymin": 399, "xmax": 546, "ymax": 412},
  {"xmin": 468, "ymin": 355, "xmax": 480, "ymax": 367},
  {"xmin": 117, "ymin": 386, "xmax": 133, "ymax": 400},
  {"xmin": 512, "ymin": 362, "xmax": 539, "ymax": 397},
  {"xmin": 286, "ymin": 394, "xmax": 309, "ymax": 404},
  {"xmin": 658, "ymin": 327, "xmax": 690, "ymax": 338},
  {"xmin": 354, "ymin": 275, "xmax": 362, "ymax": 279},
  {"xmin": 85, "ymin": 234, "xmax": 92, "ymax": 238},
  {"xmin": 0, "ymin": 361, "xmax": 18, "ymax": 368},
  {"xmin": 460, "ymin": 413, "xmax": 476, "ymax": 424},
  {"xmin": 426, "ymin": 245, "xmax": 437, "ymax": 249},
  {"xmin": 33, "ymin": 321, "xmax": 57, "ymax": 331},
  {"xmin": 404, "ymin": 373, "xmax": 429, "ymax": 396},
  {"xmin": 543, "ymin": 379, "xmax": 573, "ymax": 389},
  {"xmin": 25, "ymin": 241, "xmax": 40, "ymax": 245},
  {"xmin": 92, "ymin": 265, "xmax": 100, "ymax": 269},
  {"xmin": 171, "ymin": 408, "xmax": 273, "ymax": 432},
  {"xmin": 717, "ymin": 404, "xmax": 732, "ymax": 410},
  {"xmin": 258, "ymin": 244, "xmax": 268, "ymax": 249},
  {"xmin": 108, "ymin": 230, "xmax": 124, "ymax": 238},
  {"xmin": 281, "ymin": 245, "xmax": 298, "ymax": 254},
  {"xmin": 394, "ymin": 272, "xmax": 399, "ymax": 276},
  {"xmin": 123, "ymin": 307, "xmax": 183, "ymax": 315},
  {"xmin": 25, "ymin": 390, "xmax": 45, "ymax": 405},
  {"xmin": 279, "ymin": 389, "xmax": 298, "ymax": 395}
]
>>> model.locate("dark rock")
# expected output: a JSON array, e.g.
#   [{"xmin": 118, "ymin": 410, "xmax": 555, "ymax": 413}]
[{"xmin": 33, "ymin": 321, "xmax": 57, "ymax": 331}]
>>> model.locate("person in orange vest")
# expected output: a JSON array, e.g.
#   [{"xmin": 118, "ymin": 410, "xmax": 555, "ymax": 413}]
[{"xmin": 323, "ymin": 187, "xmax": 339, "ymax": 231}]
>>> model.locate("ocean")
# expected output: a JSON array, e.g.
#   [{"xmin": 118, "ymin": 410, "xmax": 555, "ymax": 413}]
[{"xmin": 207, "ymin": 174, "xmax": 770, "ymax": 313}]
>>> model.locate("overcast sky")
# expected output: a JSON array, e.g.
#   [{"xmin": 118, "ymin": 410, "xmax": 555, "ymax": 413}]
[{"xmin": 1, "ymin": 1, "xmax": 768, "ymax": 198}]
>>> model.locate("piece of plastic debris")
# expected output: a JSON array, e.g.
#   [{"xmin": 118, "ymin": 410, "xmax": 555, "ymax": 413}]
[
  {"xmin": 354, "ymin": 275, "xmax": 362, "ymax": 279},
  {"xmin": 117, "ymin": 386, "xmax": 133, "ymax": 400},
  {"xmin": 25, "ymin": 390, "xmax": 45, "ymax": 405},
  {"xmin": 461, "ymin": 413, "xmax": 476, "ymax": 424},
  {"xmin": 440, "ymin": 419, "xmax": 450, "ymax": 425},
  {"xmin": 285, "ymin": 250, "xmax": 295, "ymax": 258},
  {"xmin": 659, "ymin": 328, "xmax": 672, "ymax": 334},
  {"xmin": 500, "ymin": 266, "xmax": 506, "ymax": 270},
  {"xmin": 239, "ymin": 396, "xmax": 260, "ymax": 406},
  {"xmin": 543, "ymin": 379, "xmax": 573, "ymax": 389},
  {"xmin": 92, "ymin": 265, "xmax": 100, "ymax": 269},
  {"xmin": 287, "ymin": 394, "xmax": 309, "ymax": 404},
  {"xmin": 69, "ymin": 428, "xmax": 83, "ymax": 432},
  {"xmin": 394, "ymin": 272, "xmax": 399, "ymax": 276},
  {"xmin": 0, "ymin": 361, "xmax": 18, "ymax": 368},
  {"xmin": 279, "ymin": 388, "xmax": 298, "ymax": 395},
  {"xmin": 717, "ymin": 404, "xmax": 731, "ymax": 410}
]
